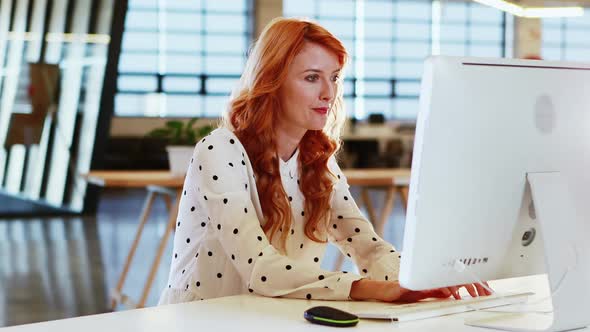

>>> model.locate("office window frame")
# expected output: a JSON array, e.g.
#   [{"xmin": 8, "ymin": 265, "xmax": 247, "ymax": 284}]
[
  {"xmin": 542, "ymin": 11, "xmax": 590, "ymax": 62},
  {"xmin": 284, "ymin": 0, "xmax": 509, "ymax": 120},
  {"xmin": 115, "ymin": 0, "xmax": 253, "ymax": 117}
]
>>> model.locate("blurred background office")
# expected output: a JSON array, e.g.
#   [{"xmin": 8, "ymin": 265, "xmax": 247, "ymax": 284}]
[{"xmin": 0, "ymin": 0, "xmax": 588, "ymax": 328}]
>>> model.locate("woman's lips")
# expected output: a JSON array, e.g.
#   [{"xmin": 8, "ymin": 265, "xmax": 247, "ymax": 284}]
[{"xmin": 312, "ymin": 107, "xmax": 328, "ymax": 115}]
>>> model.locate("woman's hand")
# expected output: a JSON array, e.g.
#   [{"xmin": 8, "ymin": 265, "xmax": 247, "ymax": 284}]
[
  {"xmin": 443, "ymin": 282, "xmax": 493, "ymax": 300},
  {"xmin": 350, "ymin": 279, "xmax": 493, "ymax": 303}
]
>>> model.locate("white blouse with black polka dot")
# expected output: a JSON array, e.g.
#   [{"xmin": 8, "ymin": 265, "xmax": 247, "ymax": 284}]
[{"xmin": 158, "ymin": 127, "xmax": 400, "ymax": 305}]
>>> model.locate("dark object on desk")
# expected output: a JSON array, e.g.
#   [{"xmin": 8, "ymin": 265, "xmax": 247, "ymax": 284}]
[
  {"xmin": 349, "ymin": 117, "xmax": 358, "ymax": 133},
  {"xmin": 103, "ymin": 137, "xmax": 169, "ymax": 170},
  {"xmin": 368, "ymin": 113, "xmax": 385, "ymax": 124},
  {"xmin": 304, "ymin": 306, "xmax": 359, "ymax": 327},
  {"xmin": 396, "ymin": 122, "xmax": 416, "ymax": 134},
  {"xmin": 341, "ymin": 139, "xmax": 402, "ymax": 168}
]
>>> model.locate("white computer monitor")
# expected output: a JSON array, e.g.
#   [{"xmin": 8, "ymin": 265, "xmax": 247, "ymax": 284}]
[{"xmin": 398, "ymin": 56, "xmax": 590, "ymax": 331}]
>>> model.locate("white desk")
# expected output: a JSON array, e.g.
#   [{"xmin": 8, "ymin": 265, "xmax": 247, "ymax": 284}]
[{"xmin": 2, "ymin": 275, "xmax": 587, "ymax": 332}]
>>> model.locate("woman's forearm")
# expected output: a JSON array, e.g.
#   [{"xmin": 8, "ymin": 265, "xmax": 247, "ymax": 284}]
[{"xmin": 350, "ymin": 279, "xmax": 396, "ymax": 301}]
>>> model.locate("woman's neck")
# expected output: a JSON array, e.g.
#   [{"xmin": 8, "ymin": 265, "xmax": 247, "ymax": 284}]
[{"xmin": 275, "ymin": 127, "xmax": 305, "ymax": 162}]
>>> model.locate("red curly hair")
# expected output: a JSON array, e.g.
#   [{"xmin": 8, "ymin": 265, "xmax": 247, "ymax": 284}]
[{"xmin": 224, "ymin": 17, "xmax": 348, "ymax": 252}]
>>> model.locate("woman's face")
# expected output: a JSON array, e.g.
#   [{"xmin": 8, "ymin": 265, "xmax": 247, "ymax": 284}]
[{"xmin": 276, "ymin": 42, "xmax": 341, "ymax": 137}]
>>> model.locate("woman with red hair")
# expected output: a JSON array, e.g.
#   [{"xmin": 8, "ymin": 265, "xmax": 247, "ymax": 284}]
[{"xmin": 159, "ymin": 17, "xmax": 489, "ymax": 305}]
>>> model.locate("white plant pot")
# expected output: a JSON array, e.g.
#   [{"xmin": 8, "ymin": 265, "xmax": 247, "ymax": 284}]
[{"xmin": 166, "ymin": 146, "xmax": 194, "ymax": 176}]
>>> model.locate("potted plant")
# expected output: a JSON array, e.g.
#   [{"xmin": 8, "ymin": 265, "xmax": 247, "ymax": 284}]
[{"xmin": 147, "ymin": 118, "xmax": 214, "ymax": 176}]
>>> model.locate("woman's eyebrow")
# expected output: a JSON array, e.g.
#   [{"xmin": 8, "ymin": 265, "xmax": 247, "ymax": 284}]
[{"xmin": 301, "ymin": 68, "xmax": 342, "ymax": 74}]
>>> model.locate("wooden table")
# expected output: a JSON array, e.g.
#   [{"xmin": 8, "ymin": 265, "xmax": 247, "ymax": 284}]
[
  {"xmin": 334, "ymin": 168, "xmax": 411, "ymax": 270},
  {"xmin": 84, "ymin": 169, "xmax": 411, "ymax": 307},
  {"xmin": 85, "ymin": 171, "xmax": 184, "ymax": 188},
  {"xmin": 344, "ymin": 168, "xmax": 411, "ymax": 233},
  {"xmin": 84, "ymin": 171, "xmax": 185, "ymax": 309}
]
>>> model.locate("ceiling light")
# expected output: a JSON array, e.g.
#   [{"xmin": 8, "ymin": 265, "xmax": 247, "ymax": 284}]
[
  {"xmin": 522, "ymin": 7, "xmax": 585, "ymax": 18},
  {"xmin": 473, "ymin": 0, "xmax": 584, "ymax": 18}
]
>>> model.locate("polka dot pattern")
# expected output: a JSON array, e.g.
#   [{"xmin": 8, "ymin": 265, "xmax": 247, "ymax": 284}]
[{"xmin": 160, "ymin": 128, "xmax": 400, "ymax": 304}]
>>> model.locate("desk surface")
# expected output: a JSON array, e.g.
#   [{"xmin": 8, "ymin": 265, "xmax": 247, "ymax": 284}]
[
  {"xmin": 344, "ymin": 168, "xmax": 410, "ymax": 186},
  {"xmin": 84, "ymin": 169, "xmax": 411, "ymax": 189},
  {"xmin": 84, "ymin": 171, "xmax": 185, "ymax": 188},
  {"xmin": 3, "ymin": 275, "xmax": 580, "ymax": 332}
]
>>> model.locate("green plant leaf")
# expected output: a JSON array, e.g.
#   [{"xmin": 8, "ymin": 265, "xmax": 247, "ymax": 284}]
[
  {"xmin": 147, "ymin": 128, "xmax": 171, "ymax": 138},
  {"xmin": 166, "ymin": 120, "xmax": 183, "ymax": 130},
  {"xmin": 185, "ymin": 118, "xmax": 198, "ymax": 143},
  {"xmin": 186, "ymin": 118, "xmax": 198, "ymax": 130},
  {"xmin": 186, "ymin": 131, "xmax": 196, "ymax": 145},
  {"xmin": 172, "ymin": 124, "xmax": 182, "ymax": 145},
  {"xmin": 146, "ymin": 119, "xmax": 215, "ymax": 146}
]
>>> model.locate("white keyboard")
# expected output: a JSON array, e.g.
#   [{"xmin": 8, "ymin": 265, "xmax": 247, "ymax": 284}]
[{"xmin": 356, "ymin": 291, "xmax": 534, "ymax": 322}]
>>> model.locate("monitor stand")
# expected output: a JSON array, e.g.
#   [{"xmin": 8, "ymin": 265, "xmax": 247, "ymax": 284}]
[{"xmin": 466, "ymin": 172, "xmax": 590, "ymax": 332}]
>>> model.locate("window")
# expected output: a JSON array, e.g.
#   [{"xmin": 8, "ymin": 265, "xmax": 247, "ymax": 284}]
[
  {"xmin": 115, "ymin": 0, "xmax": 252, "ymax": 117},
  {"xmin": 284, "ymin": 0, "xmax": 508, "ymax": 120},
  {"xmin": 438, "ymin": 2, "xmax": 505, "ymax": 58},
  {"xmin": 542, "ymin": 10, "xmax": 590, "ymax": 62}
]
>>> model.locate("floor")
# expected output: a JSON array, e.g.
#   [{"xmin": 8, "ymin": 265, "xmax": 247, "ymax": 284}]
[
  {"xmin": 0, "ymin": 191, "xmax": 69, "ymax": 217},
  {"xmin": 0, "ymin": 187, "xmax": 407, "ymax": 328}
]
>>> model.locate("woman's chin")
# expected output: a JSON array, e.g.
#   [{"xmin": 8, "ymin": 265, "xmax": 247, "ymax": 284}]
[{"xmin": 307, "ymin": 120, "xmax": 328, "ymax": 131}]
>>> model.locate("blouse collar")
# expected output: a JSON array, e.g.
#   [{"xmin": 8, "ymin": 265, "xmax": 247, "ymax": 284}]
[{"xmin": 279, "ymin": 148, "xmax": 299, "ymax": 179}]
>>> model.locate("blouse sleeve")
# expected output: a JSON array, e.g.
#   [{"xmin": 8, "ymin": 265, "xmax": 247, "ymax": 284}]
[
  {"xmin": 327, "ymin": 157, "xmax": 401, "ymax": 282},
  {"xmin": 183, "ymin": 132, "xmax": 362, "ymax": 300}
]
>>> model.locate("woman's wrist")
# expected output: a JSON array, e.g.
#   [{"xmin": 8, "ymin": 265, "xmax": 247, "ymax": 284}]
[
  {"xmin": 350, "ymin": 279, "xmax": 396, "ymax": 301},
  {"xmin": 349, "ymin": 279, "xmax": 370, "ymax": 301}
]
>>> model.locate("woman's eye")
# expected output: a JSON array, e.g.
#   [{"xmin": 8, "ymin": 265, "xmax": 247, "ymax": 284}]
[
  {"xmin": 331, "ymin": 75, "xmax": 340, "ymax": 82},
  {"xmin": 305, "ymin": 74, "xmax": 319, "ymax": 82}
]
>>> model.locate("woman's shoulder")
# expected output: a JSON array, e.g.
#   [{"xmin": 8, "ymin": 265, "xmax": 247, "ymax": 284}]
[
  {"xmin": 202, "ymin": 126, "xmax": 238, "ymax": 142},
  {"xmin": 196, "ymin": 127, "xmax": 245, "ymax": 155},
  {"xmin": 192, "ymin": 127, "xmax": 252, "ymax": 184}
]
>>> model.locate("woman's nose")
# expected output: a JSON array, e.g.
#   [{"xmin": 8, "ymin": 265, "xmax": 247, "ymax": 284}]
[{"xmin": 320, "ymin": 81, "xmax": 334, "ymax": 102}]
